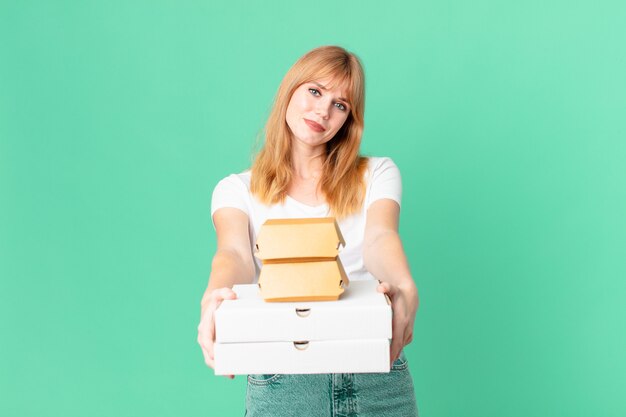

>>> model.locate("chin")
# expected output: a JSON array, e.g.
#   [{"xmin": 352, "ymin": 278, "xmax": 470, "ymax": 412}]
[{"xmin": 294, "ymin": 135, "xmax": 328, "ymax": 148}]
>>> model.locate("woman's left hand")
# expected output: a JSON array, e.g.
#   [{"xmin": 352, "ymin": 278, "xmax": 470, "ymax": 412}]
[{"xmin": 377, "ymin": 281, "xmax": 418, "ymax": 365}]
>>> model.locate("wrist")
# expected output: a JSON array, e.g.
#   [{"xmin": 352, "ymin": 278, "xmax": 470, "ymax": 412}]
[
  {"xmin": 398, "ymin": 280, "xmax": 419, "ymax": 311},
  {"xmin": 397, "ymin": 279, "xmax": 417, "ymax": 296}
]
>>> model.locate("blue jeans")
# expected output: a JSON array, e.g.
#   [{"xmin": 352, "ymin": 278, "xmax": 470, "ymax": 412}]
[{"xmin": 245, "ymin": 351, "xmax": 418, "ymax": 417}]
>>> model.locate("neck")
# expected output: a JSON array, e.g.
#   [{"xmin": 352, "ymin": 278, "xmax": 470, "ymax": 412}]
[{"xmin": 291, "ymin": 141, "xmax": 326, "ymax": 180}]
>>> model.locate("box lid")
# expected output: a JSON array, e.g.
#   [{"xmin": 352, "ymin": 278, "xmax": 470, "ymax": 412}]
[
  {"xmin": 215, "ymin": 280, "xmax": 391, "ymax": 343},
  {"xmin": 258, "ymin": 260, "xmax": 348, "ymax": 302},
  {"xmin": 255, "ymin": 217, "xmax": 345, "ymax": 262}
]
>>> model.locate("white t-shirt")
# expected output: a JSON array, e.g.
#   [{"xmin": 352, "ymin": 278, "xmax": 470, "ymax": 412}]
[{"xmin": 210, "ymin": 156, "xmax": 402, "ymax": 283}]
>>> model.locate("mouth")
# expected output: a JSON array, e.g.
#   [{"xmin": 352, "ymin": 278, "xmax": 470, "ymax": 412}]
[{"xmin": 304, "ymin": 118, "xmax": 326, "ymax": 132}]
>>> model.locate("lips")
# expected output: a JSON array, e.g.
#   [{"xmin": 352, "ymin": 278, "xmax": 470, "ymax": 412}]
[{"xmin": 304, "ymin": 118, "xmax": 326, "ymax": 132}]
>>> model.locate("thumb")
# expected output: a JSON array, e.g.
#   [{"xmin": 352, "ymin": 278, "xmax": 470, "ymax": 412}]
[
  {"xmin": 218, "ymin": 287, "xmax": 237, "ymax": 301},
  {"xmin": 377, "ymin": 281, "xmax": 397, "ymax": 297}
]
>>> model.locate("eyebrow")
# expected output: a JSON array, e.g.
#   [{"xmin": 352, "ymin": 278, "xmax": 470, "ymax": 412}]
[{"xmin": 312, "ymin": 82, "xmax": 349, "ymax": 103}]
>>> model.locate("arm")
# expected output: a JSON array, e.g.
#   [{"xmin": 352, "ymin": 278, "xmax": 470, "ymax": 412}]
[
  {"xmin": 363, "ymin": 199, "xmax": 419, "ymax": 364},
  {"xmin": 200, "ymin": 208, "xmax": 256, "ymax": 315},
  {"xmin": 197, "ymin": 208, "xmax": 255, "ymax": 375}
]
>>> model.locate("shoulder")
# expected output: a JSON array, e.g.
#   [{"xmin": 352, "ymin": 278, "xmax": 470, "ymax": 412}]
[
  {"xmin": 366, "ymin": 156, "xmax": 399, "ymax": 171},
  {"xmin": 364, "ymin": 156, "xmax": 402, "ymax": 208},
  {"xmin": 214, "ymin": 170, "xmax": 252, "ymax": 190},
  {"xmin": 212, "ymin": 170, "xmax": 252, "ymax": 199},
  {"xmin": 211, "ymin": 170, "xmax": 252, "ymax": 216},
  {"xmin": 365, "ymin": 156, "xmax": 401, "ymax": 180}
]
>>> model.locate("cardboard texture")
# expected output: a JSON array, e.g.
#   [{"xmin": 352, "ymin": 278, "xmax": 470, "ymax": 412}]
[
  {"xmin": 258, "ymin": 261, "xmax": 348, "ymax": 302},
  {"xmin": 255, "ymin": 217, "xmax": 349, "ymax": 302},
  {"xmin": 255, "ymin": 217, "xmax": 345, "ymax": 261},
  {"xmin": 214, "ymin": 280, "xmax": 391, "ymax": 375}
]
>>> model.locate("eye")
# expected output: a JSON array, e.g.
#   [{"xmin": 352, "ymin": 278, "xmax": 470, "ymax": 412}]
[
  {"xmin": 334, "ymin": 102, "xmax": 347, "ymax": 112},
  {"xmin": 308, "ymin": 88, "xmax": 321, "ymax": 96}
]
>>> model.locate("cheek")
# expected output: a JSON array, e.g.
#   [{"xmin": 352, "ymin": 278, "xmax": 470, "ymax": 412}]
[
  {"xmin": 294, "ymin": 93, "xmax": 312, "ymax": 111},
  {"xmin": 286, "ymin": 96, "xmax": 302, "ymax": 121},
  {"xmin": 331, "ymin": 114, "xmax": 349, "ymax": 134}
]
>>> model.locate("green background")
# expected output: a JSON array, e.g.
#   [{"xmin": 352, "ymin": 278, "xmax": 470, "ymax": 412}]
[{"xmin": 1, "ymin": 1, "xmax": 625, "ymax": 416}]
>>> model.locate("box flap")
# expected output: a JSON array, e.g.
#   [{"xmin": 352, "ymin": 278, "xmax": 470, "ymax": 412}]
[{"xmin": 255, "ymin": 217, "xmax": 345, "ymax": 261}]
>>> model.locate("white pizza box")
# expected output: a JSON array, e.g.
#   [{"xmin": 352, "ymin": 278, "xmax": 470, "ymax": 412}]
[
  {"xmin": 215, "ymin": 280, "xmax": 391, "ymax": 343},
  {"xmin": 214, "ymin": 338, "xmax": 390, "ymax": 375}
]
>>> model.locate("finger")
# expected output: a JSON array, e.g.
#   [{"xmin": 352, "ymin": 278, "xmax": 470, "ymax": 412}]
[
  {"xmin": 390, "ymin": 325, "xmax": 403, "ymax": 360},
  {"xmin": 198, "ymin": 328, "xmax": 214, "ymax": 354},
  {"xmin": 220, "ymin": 287, "xmax": 237, "ymax": 300},
  {"xmin": 198, "ymin": 330, "xmax": 215, "ymax": 365},
  {"xmin": 389, "ymin": 314, "xmax": 403, "ymax": 366},
  {"xmin": 205, "ymin": 309, "xmax": 216, "ymax": 344},
  {"xmin": 200, "ymin": 346, "xmax": 215, "ymax": 369},
  {"xmin": 197, "ymin": 317, "xmax": 216, "ymax": 354},
  {"xmin": 377, "ymin": 281, "xmax": 397, "ymax": 297},
  {"xmin": 391, "ymin": 310, "xmax": 411, "ymax": 360},
  {"xmin": 390, "ymin": 336, "xmax": 403, "ymax": 365},
  {"xmin": 213, "ymin": 287, "xmax": 237, "ymax": 302},
  {"xmin": 206, "ymin": 334, "xmax": 215, "ymax": 362},
  {"xmin": 404, "ymin": 329, "xmax": 414, "ymax": 346}
]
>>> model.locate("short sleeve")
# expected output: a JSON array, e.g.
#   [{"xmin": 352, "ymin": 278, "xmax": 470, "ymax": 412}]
[
  {"xmin": 210, "ymin": 174, "xmax": 251, "ymax": 219},
  {"xmin": 366, "ymin": 157, "xmax": 402, "ymax": 208}
]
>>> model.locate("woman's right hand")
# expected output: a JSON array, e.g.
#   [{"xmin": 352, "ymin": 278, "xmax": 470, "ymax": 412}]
[{"xmin": 197, "ymin": 287, "xmax": 237, "ymax": 378}]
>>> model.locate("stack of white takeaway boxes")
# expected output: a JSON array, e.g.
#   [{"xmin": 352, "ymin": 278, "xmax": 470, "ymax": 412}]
[{"xmin": 213, "ymin": 218, "xmax": 392, "ymax": 375}]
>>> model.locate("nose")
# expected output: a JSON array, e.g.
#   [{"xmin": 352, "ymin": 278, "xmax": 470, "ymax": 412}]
[{"xmin": 315, "ymin": 99, "xmax": 330, "ymax": 120}]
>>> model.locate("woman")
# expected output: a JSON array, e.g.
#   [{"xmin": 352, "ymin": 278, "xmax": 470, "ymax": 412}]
[{"xmin": 198, "ymin": 45, "xmax": 419, "ymax": 416}]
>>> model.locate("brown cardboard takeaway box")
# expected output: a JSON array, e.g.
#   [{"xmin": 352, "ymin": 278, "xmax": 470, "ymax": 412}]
[
  {"xmin": 255, "ymin": 218, "xmax": 349, "ymax": 302},
  {"xmin": 214, "ymin": 280, "xmax": 391, "ymax": 375}
]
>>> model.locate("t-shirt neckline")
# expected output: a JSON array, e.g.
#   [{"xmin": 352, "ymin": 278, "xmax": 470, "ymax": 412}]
[{"xmin": 285, "ymin": 194, "xmax": 329, "ymax": 211}]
